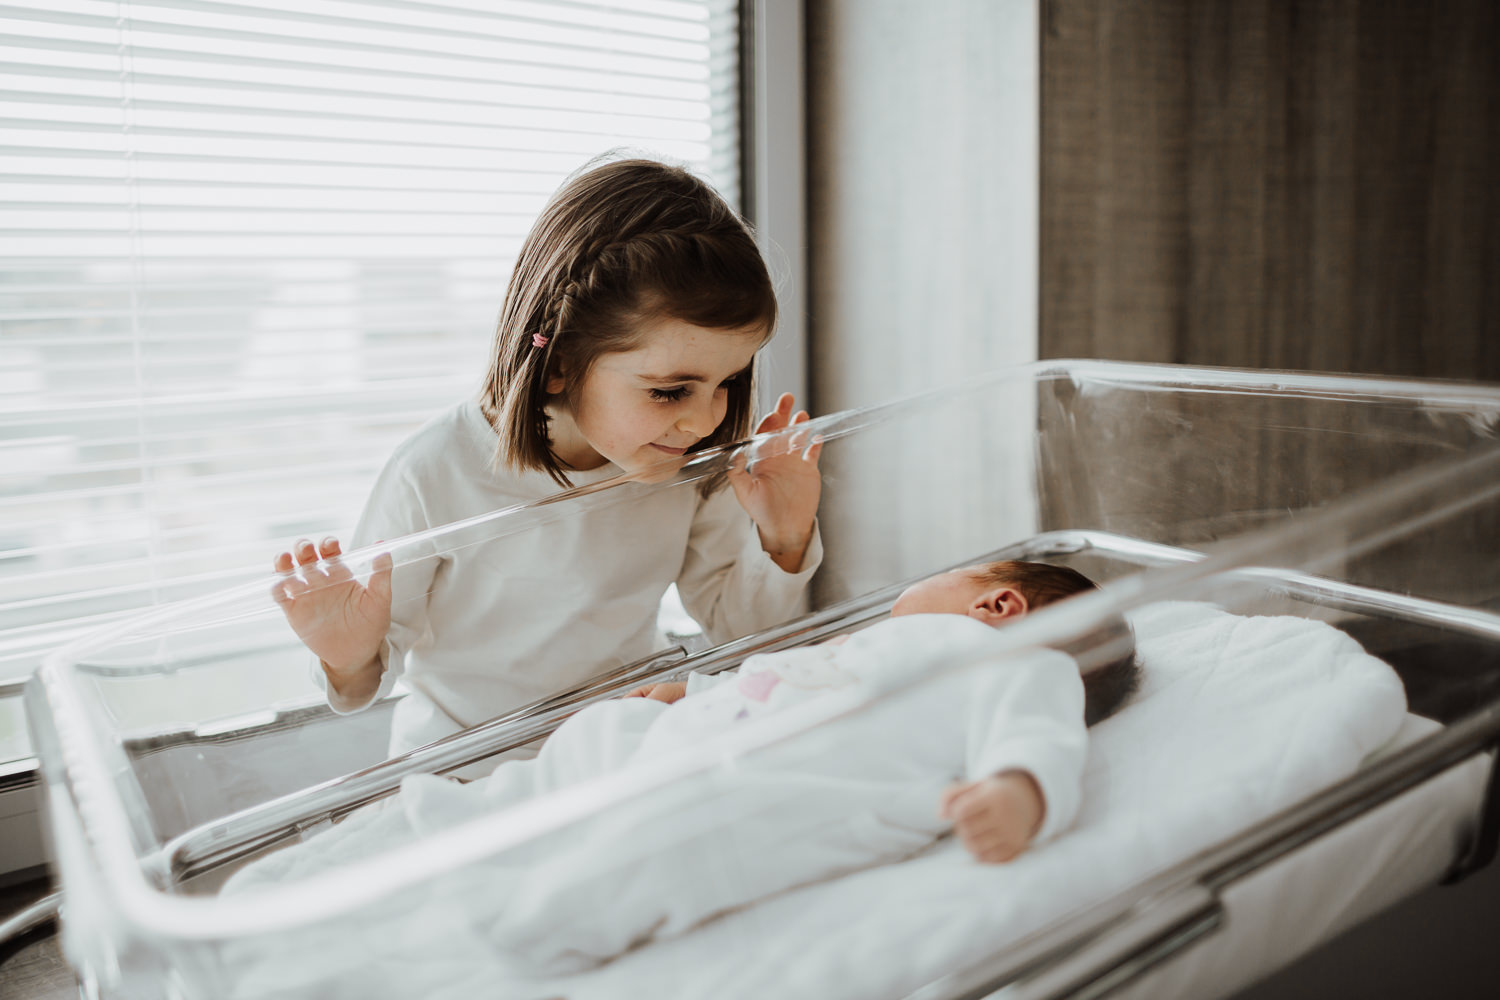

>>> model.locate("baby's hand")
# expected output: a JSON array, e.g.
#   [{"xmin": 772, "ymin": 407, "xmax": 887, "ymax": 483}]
[
  {"xmin": 623, "ymin": 681, "xmax": 687, "ymax": 704},
  {"xmin": 939, "ymin": 771, "xmax": 1045, "ymax": 864},
  {"xmin": 728, "ymin": 392, "xmax": 823, "ymax": 573},
  {"xmin": 270, "ymin": 537, "xmax": 393, "ymax": 678}
]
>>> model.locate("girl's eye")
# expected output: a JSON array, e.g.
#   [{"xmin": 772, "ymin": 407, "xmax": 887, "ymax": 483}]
[{"xmin": 649, "ymin": 386, "xmax": 690, "ymax": 402}]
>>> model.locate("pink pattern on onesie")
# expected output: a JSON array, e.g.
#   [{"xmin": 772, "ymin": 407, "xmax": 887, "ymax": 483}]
[{"xmin": 736, "ymin": 670, "xmax": 781, "ymax": 702}]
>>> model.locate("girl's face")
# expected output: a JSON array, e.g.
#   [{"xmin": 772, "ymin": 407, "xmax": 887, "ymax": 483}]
[{"xmin": 546, "ymin": 317, "xmax": 765, "ymax": 474}]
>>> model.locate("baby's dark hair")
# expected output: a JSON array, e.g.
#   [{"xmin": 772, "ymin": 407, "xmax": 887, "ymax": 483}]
[
  {"xmin": 479, "ymin": 156, "xmax": 778, "ymax": 490},
  {"xmin": 974, "ymin": 560, "xmax": 1141, "ymax": 726}
]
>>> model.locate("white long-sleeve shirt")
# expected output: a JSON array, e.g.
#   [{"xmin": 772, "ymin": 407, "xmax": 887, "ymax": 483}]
[{"xmin": 337, "ymin": 399, "xmax": 822, "ymax": 756}]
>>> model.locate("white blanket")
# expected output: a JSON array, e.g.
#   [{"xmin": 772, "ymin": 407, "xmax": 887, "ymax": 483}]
[{"xmin": 217, "ymin": 602, "xmax": 1407, "ymax": 1000}]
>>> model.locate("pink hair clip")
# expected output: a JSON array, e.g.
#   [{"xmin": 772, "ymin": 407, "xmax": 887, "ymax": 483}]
[{"xmin": 531, "ymin": 332, "xmax": 550, "ymax": 349}]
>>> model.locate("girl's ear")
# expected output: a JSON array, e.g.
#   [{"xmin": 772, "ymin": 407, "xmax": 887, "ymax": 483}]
[
  {"xmin": 544, "ymin": 359, "xmax": 566, "ymax": 395},
  {"xmin": 970, "ymin": 586, "xmax": 1029, "ymax": 627}
]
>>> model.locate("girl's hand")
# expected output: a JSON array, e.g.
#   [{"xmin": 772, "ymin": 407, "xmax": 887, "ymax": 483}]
[
  {"xmin": 728, "ymin": 392, "xmax": 823, "ymax": 573},
  {"xmin": 939, "ymin": 770, "xmax": 1045, "ymax": 864},
  {"xmin": 270, "ymin": 537, "xmax": 393, "ymax": 681}
]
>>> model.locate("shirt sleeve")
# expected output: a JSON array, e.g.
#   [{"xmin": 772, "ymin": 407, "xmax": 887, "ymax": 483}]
[
  {"xmin": 674, "ymin": 484, "xmax": 823, "ymax": 646},
  {"xmin": 963, "ymin": 647, "xmax": 1089, "ymax": 845},
  {"xmin": 312, "ymin": 460, "xmax": 441, "ymax": 714}
]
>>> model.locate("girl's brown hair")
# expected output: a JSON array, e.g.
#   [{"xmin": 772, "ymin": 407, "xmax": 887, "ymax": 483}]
[{"xmin": 479, "ymin": 157, "xmax": 778, "ymax": 488}]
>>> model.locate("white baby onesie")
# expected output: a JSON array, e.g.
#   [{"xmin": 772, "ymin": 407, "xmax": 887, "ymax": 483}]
[
  {"xmin": 227, "ymin": 614, "xmax": 1087, "ymax": 984},
  {"xmin": 397, "ymin": 613, "xmax": 1088, "ymax": 973}
]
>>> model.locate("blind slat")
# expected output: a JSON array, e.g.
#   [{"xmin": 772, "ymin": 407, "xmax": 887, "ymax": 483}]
[
  {"xmin": 2, "ymin": 10, "xmax": 713, "ymax": 79},
  {"xmin": 4, "ymin": 61, "xmax": 713, "ymax": 120},
  {"xmin": 1, "ymin": 38, "xmax": 713, "ymax": 101}
]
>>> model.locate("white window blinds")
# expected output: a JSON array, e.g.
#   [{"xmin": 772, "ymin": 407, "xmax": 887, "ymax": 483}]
[{"xmin": 0, "ymin": 0, "xmax": 746, "ymax": 685}]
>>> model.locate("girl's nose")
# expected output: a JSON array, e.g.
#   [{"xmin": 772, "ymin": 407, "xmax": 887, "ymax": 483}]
[{"xmin": 677, "ymin": 394, "xmax": 720, "ymax": 437}]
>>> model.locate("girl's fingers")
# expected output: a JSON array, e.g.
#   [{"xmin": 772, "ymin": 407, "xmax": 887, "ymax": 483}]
[
  {"xmin": 755, "ymin": 393, "xmax": 797, "ymax": 434},
  {"xmin": 276, "ymin": 536, "xmax": 339, "ymax": 575},
  {"xmin": 270, "ymin": 573, "xmax": 309, "ymax": 606},
  {"xmin": 804, "ymin": 435, "xmax": 824, "ymax": 463},
  {"xmin": 369, "ymin": 551, "xmax": 394, "ymax": 604},
  {"xmin": 321, "ymin": 558, "xmax": 354, "ymax": 585}
]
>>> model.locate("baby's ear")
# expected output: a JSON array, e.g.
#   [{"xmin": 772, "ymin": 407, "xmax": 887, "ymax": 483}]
[{"xmin": 970, "ymin": 587, "xmax": 1029, "ymax": 627}]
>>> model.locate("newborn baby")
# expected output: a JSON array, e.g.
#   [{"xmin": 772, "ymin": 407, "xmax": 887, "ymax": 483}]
[
  {"xmin": 225, "ymin": 560, "xmax": 1139, "ymax": 977},
  {"xmin": 626, "ymin": 559, "xmax": 1138, "ymax": 862}
]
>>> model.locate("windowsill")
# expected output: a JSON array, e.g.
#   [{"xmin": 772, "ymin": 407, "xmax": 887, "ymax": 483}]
[{"xmin": 0, "ymin": 756, "xmax": 38, "ymax": 789}]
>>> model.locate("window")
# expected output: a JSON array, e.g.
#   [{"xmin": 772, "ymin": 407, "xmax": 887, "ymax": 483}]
[{"xmin": 0, "ymin": 0, "xmax": 746, "ymax": 702}]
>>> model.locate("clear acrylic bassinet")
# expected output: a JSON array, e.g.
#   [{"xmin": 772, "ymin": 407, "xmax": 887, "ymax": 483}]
[{"xmin": 24, "ymin": 360, "xmax": 1500, "ymax": 1000}]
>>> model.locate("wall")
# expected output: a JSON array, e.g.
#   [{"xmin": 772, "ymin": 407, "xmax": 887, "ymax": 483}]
[
  {"xmin": 805, "ymin": 0, "xmax": 1041, "ymax": 597},
  {"xmin": 807, "ymin": 0, "xmax": 1040, "ymax": 411}
]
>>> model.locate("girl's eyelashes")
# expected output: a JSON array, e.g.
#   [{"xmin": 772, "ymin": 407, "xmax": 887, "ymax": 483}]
[{"xmin": 648, "ymin": 376, "xmax": 742, "ymax": 403}]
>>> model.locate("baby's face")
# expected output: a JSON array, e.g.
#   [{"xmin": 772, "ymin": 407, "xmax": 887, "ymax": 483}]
[{"xmin": 890, "ymin": 566, "xmax": 994, "ymax": 618}]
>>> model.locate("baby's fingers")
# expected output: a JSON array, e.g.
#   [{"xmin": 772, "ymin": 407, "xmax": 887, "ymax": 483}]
[
  {"xmin": 939, "ymin": 781, "xmax": 977, "ymax": 819},
  {"xmin": 965, "ymin": 829, "xmax": 1026, "ymax": 864}
]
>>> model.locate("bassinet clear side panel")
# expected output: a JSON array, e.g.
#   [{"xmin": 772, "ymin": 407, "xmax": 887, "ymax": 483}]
[
  {"xmin": 1032, "ymin": 363, "xmax": 1500, "ymax": 727},
  {"xmin": 25, "ymin": 361, "xmax": 1500, "ymax": 1000},
  {"xmin": 37, "ymin": 373, "xmax": 1051, "ymax": 869},
  {"xmin": 1035, "ymin": 363, "xmax": 1500, "ymax": 607}
]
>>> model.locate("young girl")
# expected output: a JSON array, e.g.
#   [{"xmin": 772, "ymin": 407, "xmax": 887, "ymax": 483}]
[{"xmin": 271, "ymin": 157, "xmax": 823, "ymax": 761}]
